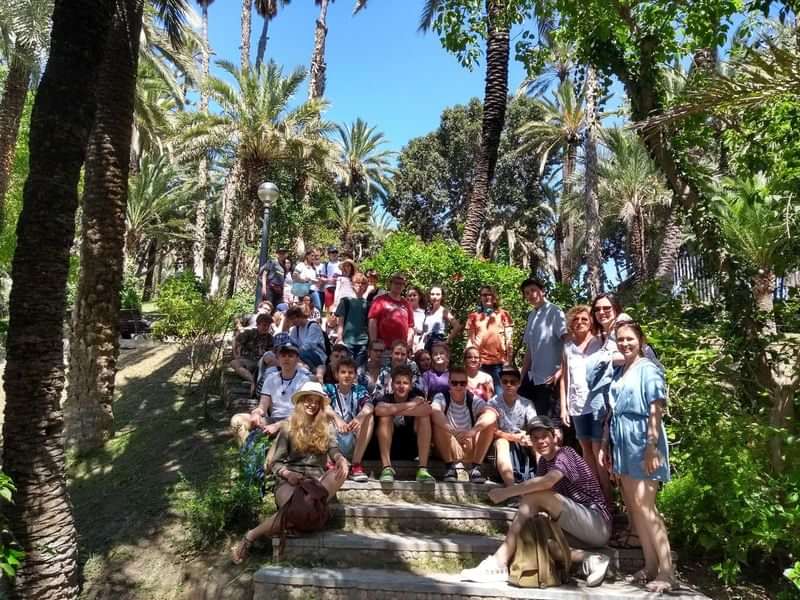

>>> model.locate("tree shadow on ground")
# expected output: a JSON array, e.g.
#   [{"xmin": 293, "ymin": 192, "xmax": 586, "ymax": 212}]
[{"xmin": 68, "ymin": 344, "xmax": 236, "ymax": 598}]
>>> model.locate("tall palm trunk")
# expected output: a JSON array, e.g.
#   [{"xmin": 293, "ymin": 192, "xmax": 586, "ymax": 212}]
[
  {"xmin": 209, "ymin": 160, "xmax": 243, "ymax": 296},
  {"xmin": 241, "ymin": 0, "xmax": 252, "ymax": 71},
  {"xmin": 2, "ymin": 0, "xmax": 113, "ymax": 596},
  {"xmin": 629, "ymin": 205, "xmax": 646, "ymax": 285},
  {"xmin": 0, "ymin": 52, "xmax": 32, "ymax": 231},
  {"xmin": 255, "ymin": 14, "xmax": 270, "ymax": 71},
  {"xmin": 66, "ymin": 0, "xmax": 144, "ymax": 455},
  {"xmin": 583, "ymin": 65, "xmax": 602, "ymax": 295},
  {"xmin": 308, "ymin": 0, "xmax": 330, "ymax": 100},
  {"xmin": 558, "ymin": 143, "xmax": 577, "ymax": 283},
  {"xmin": 193, "ymin": 3, "xmax": 211, "ymax": 279},
  {"xmin": 460, "ymin": 0, "xmax": 509, "ymax": 255}
]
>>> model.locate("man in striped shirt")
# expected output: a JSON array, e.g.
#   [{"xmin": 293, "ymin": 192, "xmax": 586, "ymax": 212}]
[{"xmin": 461, "ymin": 416, "xmax": 612, "ymax": 586}]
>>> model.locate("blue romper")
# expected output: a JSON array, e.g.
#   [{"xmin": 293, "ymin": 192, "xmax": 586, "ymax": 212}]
[{"xmin": 609, "ymin": 359, "xmax": 670, "ymax": 482}]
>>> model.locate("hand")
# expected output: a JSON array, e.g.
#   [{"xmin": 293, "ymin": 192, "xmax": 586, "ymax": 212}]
[
  {"xmin": 283, "ymin": 471, "xmax": 303, "ymax": 486},
  {"xmin": 335, "ymin": 456, "xmax": 349, "ymax": 479},
  {"xmin": 348, "ymin": 418, "xmax": 362, "ymax": 433},
  {"xmin": 455, "ymin": 430, "xmax": 470, "ymax": 444},
  {"xmin": 519, "ymin": 433, "xmax": 532, "ymax": 447},
  {"xmin": 488, "ymin": 487, "xmax": 509, "ymax": 504},
  {"xmin": 250, "ymin": 412, "xmax": 264, "ymax": 428},
  {"xmin": 561, "ymin": 412, "xmax": 571, "ymax": 428},
  {"xmin": 598, "ymin": 444, "xmax": 612, "ymax": 473},
  {"xmin": 263, "ymin": 422, "xmax": 281, "ymax": 436},
  {"xmin": 334, "ymin": 416, "xmax": 349, "ymax": 434},
  {"xmin": 643, "ymin": 444, "xmax": 661, "ymax": 476}
]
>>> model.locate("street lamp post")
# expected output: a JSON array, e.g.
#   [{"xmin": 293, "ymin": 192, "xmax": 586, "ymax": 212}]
[{"xmin": 256, "ymin": 181, "xmax": 279, "ymax": 309}]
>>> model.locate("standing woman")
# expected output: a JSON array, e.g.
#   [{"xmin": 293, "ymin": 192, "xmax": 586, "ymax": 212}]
[
  {"xmin": 601, "ymin": 321, "xmax": 673, "ymax": 592},
  {"xmin": 465, "ymin": 286, "xmax": 513, "ymax": 390},
  {"xmin": 282, "ymin": 256, "xmax": 295, "ymax": 305},
  {"xmin": 464, "ymin": 347, "xmax": 494, "ymax": 401},
  {"xmin": 293, "ymin": 250, "xmax": 321, "ymax": 309},
  {"xmin": 333, "ymin": 259, "xmax": 357, "ymax": 311},
  {"xmin": 405, "ymin": 286, "xmax": 427, "ymax": 353},
  {"xmin": 231, "ymin": 381, "xmax": 348, "ymax": 563},
  {"xmin": 559, "ymin": 305, "xmax": 610, "ymax": 502},
  {"xmin": 584, "ymin": 293, "xmax": 625, "ymax": 426},
  {"xmin": 422, "ymin": 286, "xmax": 462, "ymax": 351}
]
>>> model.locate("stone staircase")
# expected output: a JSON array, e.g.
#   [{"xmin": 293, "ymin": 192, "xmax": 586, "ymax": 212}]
[{"xmin": 254, "ymin": 461, "xmax": 704, "ymax": 600}]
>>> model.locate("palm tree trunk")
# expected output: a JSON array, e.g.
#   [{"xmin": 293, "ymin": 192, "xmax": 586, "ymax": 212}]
[
  {"xmin": 142, "ymin": 239, "xmax": 158, "ymax": 301},
  {"xmin": 654, "ymin": 207, "xmax": 683, "ymax": 285},
  {"xmin": 255, "ymin": 14, "xmax": 270, "ymax": 71},
  {"xmin": 193, "ymin": 5, "xmax": 211, "ymax": 279},
  {"xmin": 2, "ymin": 0, "xmax": 114, "ymax": 597},
  {"xmin": 630, "ymin": 206, "xmax": 646, "ymax": 285},
  {"xmin": 66, "ymin": 0, "xmax": 144, "ymax": 455},
  {"xmin": 308, "ymin": 0, "xmax": 330, "ymax": 100},
  {"xmin": 583, "ymin": 65, "xmax": 602, "ymax": 296},
  {"xmin": 241, "ymin": 0, "xmax": 252, "ymax": 72},
  {"xmin": 209, "ymin": 160, "xmax": 243, "ymax": 296},
  {"xmin": 460, "ymin": 0, "xmax": 509, "ymax": 255},
  {"xmin": 0, "ymin": 52, "xmax": 32, "ymax": 232},
  {"xmin": 559, "ymin": 144, "xmax": 577, "ymax": 283}
]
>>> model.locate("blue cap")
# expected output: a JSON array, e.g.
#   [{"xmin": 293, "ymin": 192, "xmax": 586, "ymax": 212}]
[{"xmin": 275, "ymin": 338, "xmax": 300, "ymax": 355}]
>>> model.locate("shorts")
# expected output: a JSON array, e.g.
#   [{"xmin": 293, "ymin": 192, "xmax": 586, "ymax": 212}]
[
  {"xmin": 495, "ymin": 440, "xmax": 534, "ymax": 482},
  {"xmin": 336, "ymin": 430, "xmax": 357, "ymax": 459},
  {"xmin": 555, "ymin": 494, "xmax": 611, "ymax": 548},
  {"xmin": 572, "ymin": 412, "xmax": 605, "ymax": 442},
  {"xmin": 390, "ymin": 417, "xmax": 418, "ymax": 461}
]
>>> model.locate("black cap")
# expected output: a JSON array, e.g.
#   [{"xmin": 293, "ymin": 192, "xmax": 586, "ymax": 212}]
[
  {"xmin": 277, "ymin": 247, "xmax": 288, "ymax": 253},
  {"xmin": 500, "ymin": 365, "xmax": 521, "ymax": 380},
  {"xmin": 327, "ymin": 246, "xmax": 338, "ymax": 253},
  {"xmin": 527, "ymin": 415, "xmax": 556, "ymax": 433},
  {"xmin": 276, "ymin": 339, "xmax": 300, "ymax": 354}
]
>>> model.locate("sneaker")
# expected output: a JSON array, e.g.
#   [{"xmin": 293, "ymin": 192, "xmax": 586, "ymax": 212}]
[
  {"xmin": 469, "ymin": 465, "xmax": 486, "ymax": 484},
  {"xmin": 379, "ymin": 466, "xmax": 395, "ymax": 483},
  {"xmin": 350, "ymin": 463, "xmax": 368, "ymax": 482},
  {"xmin": 443, "ymin": 465, "xmax": 458, "ymax": 482},
  {"xmin": 582, "ymin": 553, "xmax": 610, "ymax": 587},
  {"xmin": 416, "ymin": 467, "xmax": 435, "ymax": 483},
  {"xmin": 460, "ymin": 555, "xmax": 508, "ymax": 583}
]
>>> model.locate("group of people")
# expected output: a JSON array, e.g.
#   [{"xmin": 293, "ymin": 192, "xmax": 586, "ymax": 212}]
[{"xmin": 228, "ymin": 255, "xmax": 674, "ymax": 593}]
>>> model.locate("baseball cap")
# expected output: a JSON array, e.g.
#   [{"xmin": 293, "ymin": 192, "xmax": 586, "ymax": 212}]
[
  {"xmin": 275, "ymin": 338, "xmax": 300, "ymax": 354},
  {"xmin": 526, "ymin": 415, "xmax": 556, "ymax": 433},
  {"xmin": 500, "ymin": 365, "xmax": 521, "ymax": 381}
]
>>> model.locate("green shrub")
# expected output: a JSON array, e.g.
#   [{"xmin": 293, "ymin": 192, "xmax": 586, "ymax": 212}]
[
  {"xmin": 151, "ymin": 271, "xmax": 210, "ymax": 338},
  {"xmin": 0, "ymin": 471, "xmax": 24, "ymax": 579},
  {"xmin": 119, "ymin": 274, "xmax": 142, "ymax": 312}
]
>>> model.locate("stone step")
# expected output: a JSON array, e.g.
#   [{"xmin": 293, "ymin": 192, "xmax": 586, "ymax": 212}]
[
  {"xmin": 254, "ymin": 567, "xmax": 709, "ymax": 600},
  {"xmin": 336, "ymin": 479, "xmax": 500, "ymax": 505},
  {"xmin": 273, "ymin": 530, "xmax": 502, "ymax": 572},
  {"xmin": 361, "ymin": 460, "xmax": 499, "ymax": 482},
  {"xmin": 329, "ymin": 501, "xmax": 516, "ymax": 535}
]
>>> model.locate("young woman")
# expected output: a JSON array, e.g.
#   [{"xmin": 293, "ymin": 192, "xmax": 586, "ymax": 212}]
[
  {"xmin": 464, "ymin": 347, "xmax": 494, "ymax": 401},
  {"xmin": 600, "ymin": 322, "xmax": 673, "ymax": 593},
  {"xmin": 414, "ymin": 349, "xmax": 432, "ymax": 374},
  {"xmin": 333, "ymin": 259, "xmax": 357, "ymax": 311},
  {"xmin": 422, "ymin": 286, "xmax": 462, "ymax": 350},
  {"xmin": 405, "ymin": 285, "xmax": 427, "ymax": 352},
  {"xmin": 292, "ymin": 250, "xmax": 321, "ymax": 310},
  {"xmin": 231, "ymin": 381, "xmax": 348, "ymax": 563},
  {"xmin": 465, "ymin": 286, "xmax": 513, "ymax": 390},
  {"xmin": 584, "ymin": 293, "xmax": 625, "ymax": 435},
  {"xmin": 299, "ymin": 295, "xmax": 321, "ymax": 323},
  {"xmin": 420, "ymin": 342, "xmax": 450, "ymax": 399},
  {"xmin": 559, "ymin": 305, "xmax": 610, "ymax": 502},
  {"xmin": 282, "ymin": 256, "xmax": 295, "ymax": 304}
]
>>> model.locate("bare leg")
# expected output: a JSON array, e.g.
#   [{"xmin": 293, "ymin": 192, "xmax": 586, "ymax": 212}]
[
  {"xmin": 493, "ymin": 491, "xmax": 563, "ymax": 566},
  {"xmin": 621, "ymin": 476, "xmax": 659, "ymax": 579},
  {"xmin": 494, "ymin": 438, "xmax": 514, "ymax": 486},
  {"xmin": 319, "ymin": 463, "xmax": 348, "ymax": 497},
  {"xmin": 414, "ymin": 416, "xmax": 432, "ymax": 467},
  {"xmin": 377, "ymin": 416, "xmax": 394, "ymax": 468},
  {"xmin": 230, "ymin": 413, "xmax": 253, "ymax": 446},
  {"xmin": 352, "ymin": 415, "xmax": 374, "ymax": 464},
  {"xmin": 589, "ymin": 440, "xmax": 612, "ymax": 504},
  {"xmin": 432, "ymin": 424, "xmax": 457, "ymax": 462},
  {"xmin": 471, "ymin": 420, "xmax": 497, "ymax": 464},
  {"xmin": 624, "ymin": 476, "xmax": 673, "ymax": 587},
  {"xmin": 244, "ymin": 482, "xmax": 295, "ymax": 541},
  {"xmin": 230, "ymin": 358, "xmax": 256, "ymax": 392}
]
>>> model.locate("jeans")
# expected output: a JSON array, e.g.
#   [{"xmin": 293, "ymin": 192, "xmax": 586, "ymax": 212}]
[
  {"xmin": 299, "ymin": 348, "xmax": 323, "ymax": 369},
  {"xmin": 480, "ymin": 363, "xmax": 504, "ymax": 391},
  {"xmin": 310, "ymin": 290, "xmax": 324, "ymax": 312}
]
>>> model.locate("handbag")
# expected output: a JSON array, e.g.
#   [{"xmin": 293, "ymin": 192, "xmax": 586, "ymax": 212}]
[
  {"xmin": 291, "ymin": 281, "xmax": 311, "ymax": 297},
  {"xmin": 508, "ymin": 514, "xmax": 571, "ymax": 588}
]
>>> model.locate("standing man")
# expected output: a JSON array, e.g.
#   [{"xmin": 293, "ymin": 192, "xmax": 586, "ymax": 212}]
[
  {"xmin": 520, "ymin": 278, "xmax": 567, "ymax": 421},
  {"xmin": 318, "ymin": 246, "xmax": 341, "ymax": 313},
  {"xmin": 336, "ymin": 272, "xmax": 370, "ymax": 365},
  {"xmin": 259, "ymin": 248, "xmax": 288, "ymax": 307},
  {"xmin": 368, "ymin": 272, "xmax": 414, "ymax": 353}
]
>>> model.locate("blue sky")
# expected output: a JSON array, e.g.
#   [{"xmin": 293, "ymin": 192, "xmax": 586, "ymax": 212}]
[{"xmin": 204, "ymin": 0, "xmax": 532, "ymax": 153}]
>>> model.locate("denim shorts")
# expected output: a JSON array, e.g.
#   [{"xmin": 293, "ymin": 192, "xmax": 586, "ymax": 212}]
[{"xmin": 572, "ymin": 412, "xmax": 605, "ymax": 442}]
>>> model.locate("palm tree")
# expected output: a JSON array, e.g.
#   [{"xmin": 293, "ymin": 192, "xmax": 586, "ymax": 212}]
[
  {"xmin": 0, "ymin": 0, "xmax": 52, "ymax": 231},
  {"xmin": 2, "ymin": 0, "xmax": 114, "ymax": 596},
  {"xmin": 308, "ymin": 0, "xmax": 331, "ymax": 99},
  {"xmin": 583, "ymin": 65, "xmax": 602, "ymax": 295},
  {"xmin": 334, "ymin": 118, "xmax": 395, "ymax": 204},
  {"xmin": 241, "ymin": 0, "xmax": 252, "ymax": 71},
  {"xmin": 420, "ymin": 0, "xmax": 510, "ymax": 256},
  {"xmin": 519, "ymin": 79, "xmax": 585, "ymax": 283},
  {"xmin": 194, "ymin": 0, "xmax": 214, "ymax": 278},
  {"xmin": 331, "ymin": 196, "xmax": 368, "ymax": 255},
  {"xmin": 254, "ymin": 0, "xmax": 290, "ymax": 71},
  {"xmin": 597, "ymin": 127, "xmax": 671, "ymax": 285},
  {"xmin": 179, "ymin": 60, "xmax": 334, "ymax": 295},
  {"xmin": 367, "ymin": 204, "xmax": 395, "ymax": 246}
]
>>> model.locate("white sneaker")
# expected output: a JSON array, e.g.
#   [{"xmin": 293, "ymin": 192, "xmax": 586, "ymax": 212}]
[
  {"xmin": 582, "ymin": 553, "xmax": 610, "ymax": 587},
  {"xmin": 460, "ymin": 555, "xmax": 508, "ymax": 584}
]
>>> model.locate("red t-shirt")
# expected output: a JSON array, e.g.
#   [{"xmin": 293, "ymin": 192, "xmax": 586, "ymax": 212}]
[{"xmin": 368, "ymin": 295, "xmax": 414, "ymax": 346}]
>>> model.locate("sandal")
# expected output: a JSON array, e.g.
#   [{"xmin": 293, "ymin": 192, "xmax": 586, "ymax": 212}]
[
  {"xmin": 231, "ymin": 535, "xmax": 253, "ymax": 565},
  {"xmin": 623, "ymin": 569, "xmax": 651, "ymax": 585}
]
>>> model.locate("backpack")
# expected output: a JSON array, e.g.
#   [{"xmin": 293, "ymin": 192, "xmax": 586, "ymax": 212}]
[
  {"xmin": 443, "ymin": 391, "xmax": 476, "ymax": 428},
  {"xmin": 508, "ymin": 514, "xmax": 572, "ymax": 588},
  {"xmin": 270, "ymin": 477, "xmax": 331, "ymax": 559}
]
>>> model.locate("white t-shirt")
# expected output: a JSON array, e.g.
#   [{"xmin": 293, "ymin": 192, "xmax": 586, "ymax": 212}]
[
  {"xmin": 260, "ymin": 369, "xmax": 311, "ymax": 420},
  {"xmin": 488, "ymin": 393, "xmax": 537, "ymax": 433},
  {"xmin": 318, "ymin": 260, "xmax": 341, "ymax": 290},
  {"xmin": 564, "ymin": 337, "xmax": 603, "ymax": 416},
  {"xmin": 293, "ymin": 262, "xmax": 320, "ymax": 292},
  {"xmin": 432, "ymin": 392, "xmax": 488, "ymax": 432}
]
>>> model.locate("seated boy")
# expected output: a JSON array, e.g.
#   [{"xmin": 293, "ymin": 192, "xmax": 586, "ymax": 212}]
[
  {"xmin": 229, "ymin": 340, "xmax": 310, "ymax": 445},
  {"xmin": 419, "ymin": 342, "xmax": 450, "ymax": 399},
  {"xmin": 374, "ymin": 365, "xmax": 434, "ymax": 483},
  {"xmin": 323, "ymin": 357, "xmax": 374, "ymax": 482},
  {"xmin": 431, "ymin": 366, "xmax": 497, "ymax": 483},
  {"xmin": 322, "ymin": 343, "xmax": 351, "ymax": 384},
  {"xmin": 285, "ymin": 306, "xmax": 327, "ymax": 370},
  {"xmin": 488, "ymin": 365, "xmax": 537, "ymax": 486},
  {"xmin": 229, "ymin": 313, "xmax": 272, "ymax": 396},
  {"xmin": 461, "ymin": 416, "xmax": 612, "ymax": 587}
]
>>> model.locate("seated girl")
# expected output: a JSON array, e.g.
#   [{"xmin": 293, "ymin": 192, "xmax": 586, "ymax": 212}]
[
  {"xmin": 231, "ymin": 381, "xmax": 349, "ymax": 563},
  {"xmin": 419, "ymin": 342, "xmax": 450, "ymax": 399}
]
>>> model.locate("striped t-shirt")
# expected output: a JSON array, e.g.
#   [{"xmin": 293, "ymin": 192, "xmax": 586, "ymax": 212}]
[
  {"xmin": 432, "ymin": 392, "xmax": 488, "ymax": 432},
  {"xmin": 537, "ymin": 447, "xmax": 611, "ymax": 523}
]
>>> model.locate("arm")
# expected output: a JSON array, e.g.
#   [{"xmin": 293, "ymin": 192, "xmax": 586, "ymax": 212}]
[
  {"xmin": 504, "ymin": 325, "xmax": 514, "ymax": 364},
  {"xmin": 521, "ymin": 349, "xmax": 531, "ymax": 378},
  {"xmin": 368, "ymin": 318, "xmax": 378, "ymax": 343},
  {"xmin": 406, "ymin": 327, "xmax": 414, "ymax": 348},
  {"xmin": 446, "ymin": 310, "xmax": 463, "ymax": 343},
  {"xmin": 643, "ymin": 398, "xmax": 666, "ymax": 476},
  {"xmin": 260, "ymin": 269, "xmax": 268, "ymax": 299},
  {"xmin": 430, "ymin": 398, "xmax": 452, "ymax": 431},
  {"xmin": 559, "ymin": 353, "xmax": 569, "ymax": 427},
  {"xmin": 490, "ymin": 470, "xmax": 562, "ymax": 503},
  {"xmin": 469, "ymin": 408, "xmax": 496, "ymax": 434}
]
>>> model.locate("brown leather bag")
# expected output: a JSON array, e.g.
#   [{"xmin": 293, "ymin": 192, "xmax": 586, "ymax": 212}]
[{"xmin": 272, "ymin": 478, "xmax": 330, "ymax": 537}]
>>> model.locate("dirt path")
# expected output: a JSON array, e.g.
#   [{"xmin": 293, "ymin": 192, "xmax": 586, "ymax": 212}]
[{"xmin": 68, "ymin": 343, "xmax": 252, "ymax": 600}]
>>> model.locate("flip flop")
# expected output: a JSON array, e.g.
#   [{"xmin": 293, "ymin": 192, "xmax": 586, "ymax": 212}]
[{"xmin": 623, "ymin": 569, "xmax": 651, "ymax": 585}]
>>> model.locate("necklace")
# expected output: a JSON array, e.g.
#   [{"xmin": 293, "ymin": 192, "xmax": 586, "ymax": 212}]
[{"xmin": 279, "ymin": 370, "xmax": 298, "ymax": 400}]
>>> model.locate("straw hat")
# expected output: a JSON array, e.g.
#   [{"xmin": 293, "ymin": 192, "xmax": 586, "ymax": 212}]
[{"xmin": 291, "ymin": 381, "xmax": 329, "ymax": 405}]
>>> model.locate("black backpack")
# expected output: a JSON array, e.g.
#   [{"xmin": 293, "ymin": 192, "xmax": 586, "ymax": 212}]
[{"xmin": 443, "ymin": 390, "xmax": 476, "ymax": 428}]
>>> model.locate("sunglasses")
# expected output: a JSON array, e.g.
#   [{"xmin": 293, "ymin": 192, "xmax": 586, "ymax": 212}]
[
  {"xmin": 450, "ymin": 380, "xmax": 468, "ymax": 386},
  {"xmin": 501, "ymin": 379, "xmax": 519, "ymax": 385},
  {"xmin": 594, "ymin": 305, "xmax": 613, "ymax": 313}
]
